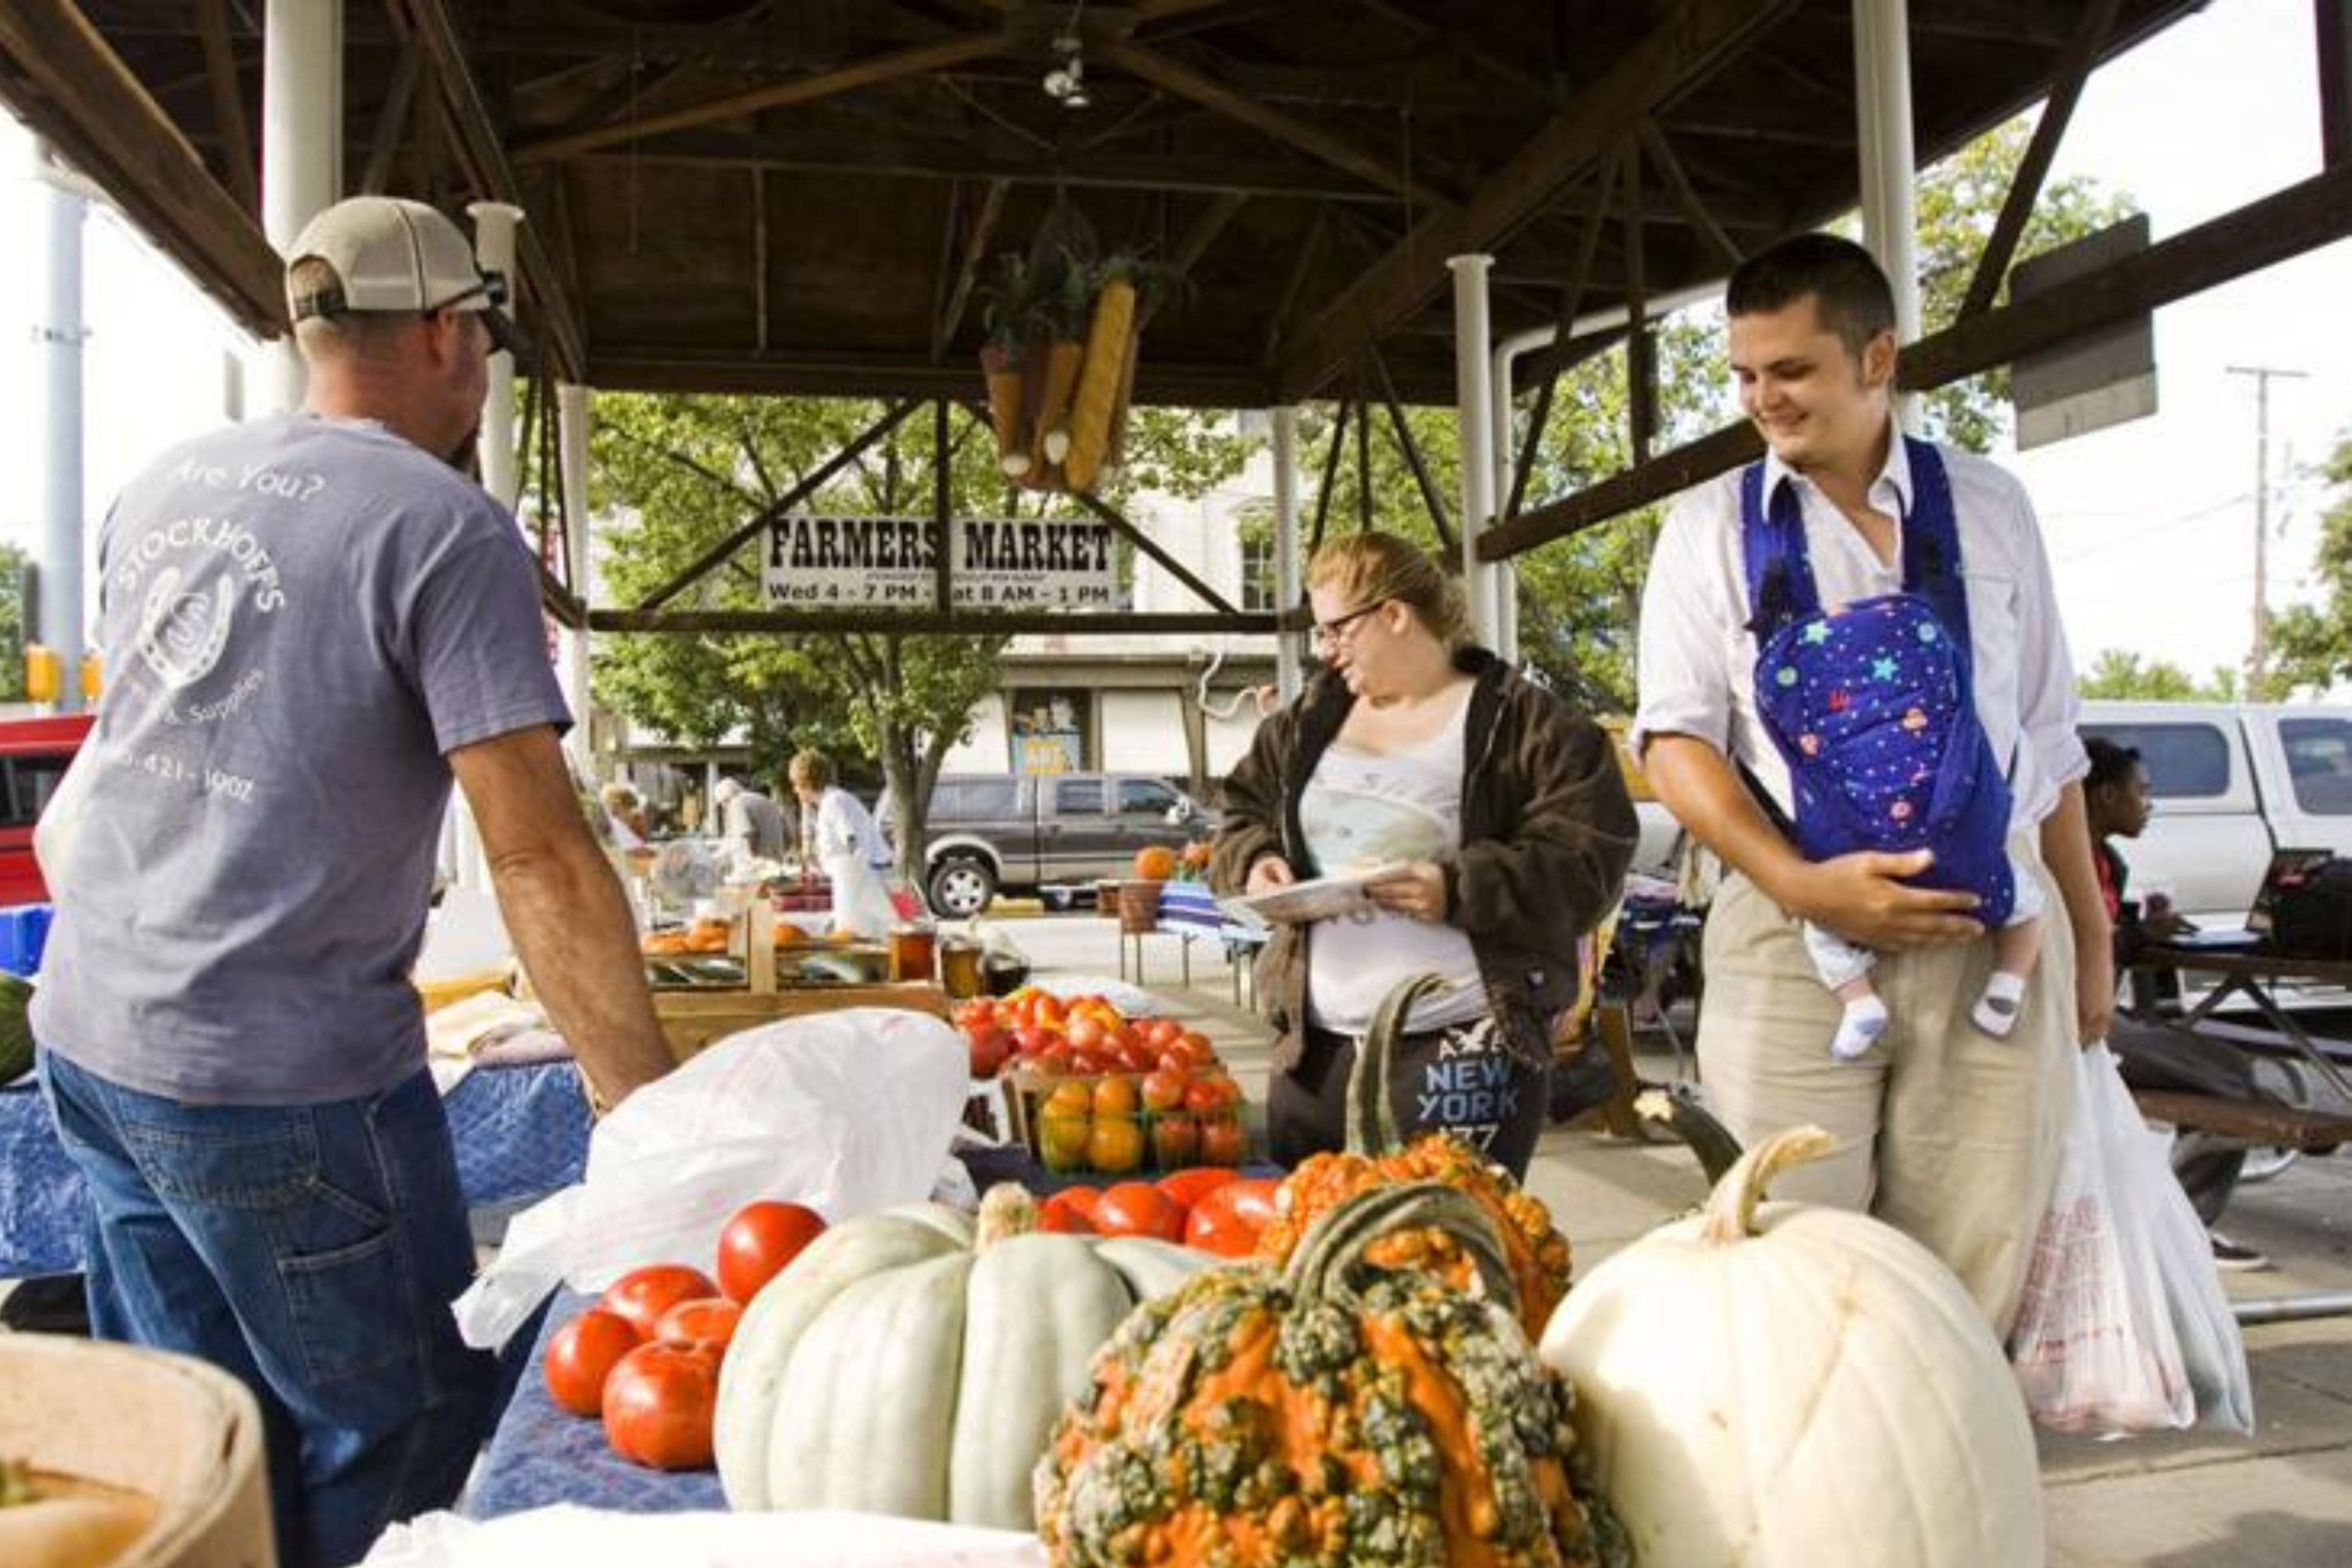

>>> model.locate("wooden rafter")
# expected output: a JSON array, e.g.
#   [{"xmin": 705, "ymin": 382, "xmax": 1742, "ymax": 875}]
[
  {"xmin": 1097, "ymin": 38, "xmax": 1454, "ymax": 210},
  {"xmin": 1274, "ymin": 0, "xmax": 1804, "ymax": 400},
  {"xmin": 191, "ymin": 0, "xmax": 255, "ymax": 213},
  {"xmin": 1370, "ymin": 347, "xmax": 1454, "ymax": 554},
  {"xmin": 1261, "ymin": 205, "xmax": 1330, "ymax": 363},
  {"xmin": 2325, "ymin": 0, "xmax": 2352, "ymax": 169},
  {"xmin": 1075, "ymin": 494, "xmax": 1241, "ymax": 615},
  {"xmin": 1346, "ymin": 0, "xmax": 1549, "ymax": 100},
  {"xmin": 1622, "ymin": 143, "xmax": 1655, "ymax": 466},
  {"xmin": 384, "ymin": 0, "xmax": 589, "ymax": 380},
  {"xmin": 0, "ymin": 1, "xmax": 281, "ymax": 336},
  {"xmin": 1141, "ymin": 191, "xmax": 1247, "ymax": 332},
  {"xmin": 634, "ymin": 399, "xmax": 924, "ymax": 614},
  {"xmin": 1639, "ymin": 118, "xmax": 1741, "ymax": 273},
  {"xmin": 589, "ymin": 608, "xmax": 1280, "ymax": 636},
  {"xmin": 510, "ymin": 34, "xmax": 1006, "ymax": 163},
  {"xmin": 360, "ymin": 43, "xmax": 424, "ymax": 194},
  {"xmin": 1505, "ymin": 158, "xmax": 1616, "ymax": 520},
  {"xmin": 1483, "ymin": 162, "xmax": 2352, "ymax": 559},
  {"xmin": 931, "ymin": 179, "xmax": 1007, "ymax": 361},
  {"xmin": 1958, "ymin": 0, "xmax": 2118, "ymax": 319}
]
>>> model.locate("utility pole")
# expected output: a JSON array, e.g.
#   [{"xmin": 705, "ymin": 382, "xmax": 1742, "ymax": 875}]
[{"xmin": 2227, "ymin": 364, "xmax": 2308, "ymax": 695}]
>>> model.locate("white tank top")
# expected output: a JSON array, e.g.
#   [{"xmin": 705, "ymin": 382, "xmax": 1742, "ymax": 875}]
[{"xmin": 1300, "ymin": 688, "xmax": 1486, "ymax": 1035}]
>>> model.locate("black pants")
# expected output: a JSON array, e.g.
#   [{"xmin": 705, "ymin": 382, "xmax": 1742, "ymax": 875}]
[{"xmin": 1271, "ymin": 1018, "xmax": 1548, "ymax": 1181}]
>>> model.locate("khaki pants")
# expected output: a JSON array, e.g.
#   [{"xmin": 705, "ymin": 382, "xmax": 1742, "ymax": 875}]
[{"xmin": 1697, "ymin": 835, "xmax": 2077, "ymax": 1336}]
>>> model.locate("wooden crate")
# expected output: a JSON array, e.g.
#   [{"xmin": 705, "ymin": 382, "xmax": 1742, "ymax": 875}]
[
  {"xmin": 655, "ymin": 981, "xmax": 950, "ymax": 1061},
  {"xmin": 646, "ymin": 898, "xmax": 947, "ymax": 1060}
]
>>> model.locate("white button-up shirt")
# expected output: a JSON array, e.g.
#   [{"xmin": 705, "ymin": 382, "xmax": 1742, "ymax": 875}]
[{"xmin": 1632, "ymin": 437, "xmax": 2087, "ymax": 833}]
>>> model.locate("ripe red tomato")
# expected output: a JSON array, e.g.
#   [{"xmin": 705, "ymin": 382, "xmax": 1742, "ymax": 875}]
[
  {"xmin": 1093, "ymin": 1181, "xmax": 1185, "ymax": 1242},
  {"xmin": 1149, "ymin": 1112, "xmax": 1200, "ymax": 1171},
  {"xmin": 1139, "ymin": 1069, "xmax": 1189, "ymax": 1113},
  {"xmin": 1185, "ymin": 1177, "xmax": 1280, "ymax": 1256},
  {"xmin": 964, "ymin": 1023, "xmax": 1015, "ymax": 1080},
  {"xmin": 1038, "ymin": 1189, "xmax": 1100, "ymax": 1233},
  {"xmin": 1143, "ymin": 1018, "xmax": 1184, "ymax": 1049},
  {"xmin": 1197, "ymin": 1111, "xmax": 1248, "ymax": 1167},
  {"xmin": 1184, "ymin": 1075, "xmax": 1240, "ymax": 1113},
  {"xmin": 543, "ymin": 1306, "xmax": 641, "ymax": 1417},
  {"xmin": 1065, "ymin": 1014, "xmax": 1107, "ymax": 1051},
  {"xmin": 1014, "ymin": 1025, "xmax": 1057, "ymax": 1058},
  {"xmin": 601, "ymin": 1264, "xmax": 720, "ymax": 1339},
  {"xmin": 1156, "ymin": 1166, "xmax": 1239, "ymax": 1210},
  {"xmin": 1174, "ymin": 1030, "xmax": 1217, "ymax": 1067},
  {"xmin": 655, "ymin": 1295, "xmax": 742, "ymax": 1356},
  {"xmin": 716, "ymin": 1201, "xmax": 828, "ymax": 1304},
  {"xmin": 601, "ymin": 1341, "xmax": 721, "ymax": 1470}
]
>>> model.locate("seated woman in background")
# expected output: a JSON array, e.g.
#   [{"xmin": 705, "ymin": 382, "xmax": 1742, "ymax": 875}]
[{"xmin": 1210, "ymin": 531, "xmax": 1637, "ymax": 1178}]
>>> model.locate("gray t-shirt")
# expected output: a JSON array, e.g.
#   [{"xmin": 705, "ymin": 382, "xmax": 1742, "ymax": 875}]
[{"xmin": 33, "ymin": 413, "xmax": 570, "ymax": 1105}]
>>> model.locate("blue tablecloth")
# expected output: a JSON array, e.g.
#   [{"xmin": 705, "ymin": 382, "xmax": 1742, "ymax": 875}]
[
  {"xmin": 0, "ymin": 1058, "xmax": 594, "ymax": 1277},
  {"xmin": 470, "ymin": 1288, "xmax": 728, "ymax": 1519}
]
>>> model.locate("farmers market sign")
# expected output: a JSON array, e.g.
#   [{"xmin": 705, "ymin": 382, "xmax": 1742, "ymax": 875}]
[{"xmin": 763, "ymin": 514, "xmax": 1119, "ymax": 611}]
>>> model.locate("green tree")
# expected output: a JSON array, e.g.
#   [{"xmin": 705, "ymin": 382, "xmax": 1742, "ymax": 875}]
[
  {"xmin": 2263, "ymin": 432, "xmax": 2352, "ymax": 696},
  {"xmin": 586, "ymin": 393, "xmax": 1250, "ymax": 866},
  {"xmin": 2077, "ymin": 648, "xmax": 2241, "ymax": 702}
]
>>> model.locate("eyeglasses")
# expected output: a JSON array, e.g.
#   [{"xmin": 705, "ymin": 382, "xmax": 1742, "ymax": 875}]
[{"xmin": 1310, "ymin": 600, "xmax": 1386, "ymax": 652}]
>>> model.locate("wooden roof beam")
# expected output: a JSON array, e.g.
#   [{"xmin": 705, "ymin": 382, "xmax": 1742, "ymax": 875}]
[
  {"xmin": 931, "ymin": 178, "xmax": 1007, "ymax": 361},
  {"xmin": 1097, "ymin": 38, "xmax": 1455, "ymax": 210},
  {"xmin": 385, "ymin": 0, "xmax": 589, "ymax": 381},
  {"xmin": 1483, "ymin": 162, "xmax": 2352, "ymax": 558},
  {"xmin": 1958, "ymin": 0, "xmax": 2118, "ymax": 318},
  {"xmin": 192, "ymin": 0, "xmax": 255, "ymax": 213},
  {"xmin": 1273, "ymin": 0, "xmax": 1804, "ymax": 401},
  {"xmin": 1639, "ymin": 119, "xmax": 1742, "ymax": 273},
  {"xmin": 588, "ymin": 608, "xmax": 1282, "ymax": 636},
  {"xmin": 510, "ymin": 33, "xmax": 1007, "ymax": 163},
  {"xmin": 558, "ymin": 128, "xmax": 1410, "ymax": 202},
  {"xmin": 0, "ymin": 0, "xmax": 283, "ymax": 337}
]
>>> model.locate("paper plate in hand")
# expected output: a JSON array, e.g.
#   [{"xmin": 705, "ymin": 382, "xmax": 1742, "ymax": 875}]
[{"xmin": 1223, "ymin": 863, "xmax": 1403, "ymax": 926}]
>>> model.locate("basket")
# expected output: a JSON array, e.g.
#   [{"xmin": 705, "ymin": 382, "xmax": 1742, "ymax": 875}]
[
  {"xmin": 1116, "ymin": 878, "xmax": 1165, "ymax": 935},
  {"xmin": 1094, "ymin": 880, "xmax": 1123, "ymax": 920}
]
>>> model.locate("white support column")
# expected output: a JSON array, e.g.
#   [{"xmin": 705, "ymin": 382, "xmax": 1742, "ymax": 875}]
[
  {"xmin": 1486, "ymin": 350, "xmax": 1524, "ymax": 666},
  {"xmin": 557, "ymin": 383, "xmax": 595, "ymax": 772},
  {"xmin": 468, "ymin": 201, "xmax": 526, "ymax": 509},
  {"xmin": 1448, "ymin": 255, "xmax": 1501, "ymax": 650},
  {"xmin": 1270, "ymin": 405, "xmax": 1304, "ymax": 702},
  {"xmin": 1854, "ymin": 0, "xmax": 1922, "ymax": 426},
  {"xmin": 31, "ymin": 140, "xmax": 87, "ymax": 711},
  {"xmin": 261, "ymin": 0, "xmax": 343, "ymax": 413}
]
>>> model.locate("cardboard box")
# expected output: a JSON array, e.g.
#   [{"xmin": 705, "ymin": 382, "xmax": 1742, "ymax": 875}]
[{"xmin": 0, "ymin": 1332, "xmax": 275, "ymax": 1568}]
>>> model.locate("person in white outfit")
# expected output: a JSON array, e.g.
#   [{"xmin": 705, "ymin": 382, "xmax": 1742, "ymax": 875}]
[{"xmin": 788, "ymin": 750, "xmax": 899, "ymax": 938}]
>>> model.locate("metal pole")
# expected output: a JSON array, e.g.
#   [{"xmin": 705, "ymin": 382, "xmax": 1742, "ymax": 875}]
[
  {"xmin": 31, "ymin": 140, "xmax": 86, "ymax": 712},
  {"xmin": 1449, "ymin": 254, "xmax": 1500, "ymax": 648},
  {"xmin": 1853, "ymin": 0, "xmax": 1921, "ymax": 424},
  {"xmin": 1271, "ymin": 405, "xmax": 1304, "ymax": 702},
  {"xmin": 2234, "ymin": 1291, "xmax": 2352, "ymax": 1326},
  {"xmin": 557, "ymin": 383, "xmax": 595, "ymax": 773},
  {"xmin": 262, "ymin": 0, "xmax": 343, "ymax": 413},
  {"xmin": 468, "ymin": 202, "xmax": 527, "ymax": 510},
  {"xmin": 2227, "ymin": 364, "xmax": 2308, "ymax": 696}
]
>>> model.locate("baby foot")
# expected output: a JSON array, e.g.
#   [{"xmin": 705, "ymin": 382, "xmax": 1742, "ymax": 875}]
[
  {"xmin": 1972, "ymin": 971, "xmax": 2027, "ymax": 1038},
  {"xmin": 1831, "ymin": 996, "xmax": 1889, "ymax": 1061}
]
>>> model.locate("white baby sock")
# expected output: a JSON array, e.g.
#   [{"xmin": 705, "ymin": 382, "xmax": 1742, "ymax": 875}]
[
  {"xmin": 1830, "ymin": 995, "xmax": 1889, "ymax": 1061},
  {"xmin": 1972, "ymin": 971, "xmax": 2028, "ymax": 1038}
]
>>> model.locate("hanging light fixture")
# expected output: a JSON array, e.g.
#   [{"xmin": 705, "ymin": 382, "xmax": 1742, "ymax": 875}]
[{"xmin": 1044, "ymin": 0, "xmax": 1090, "ymax": 109}]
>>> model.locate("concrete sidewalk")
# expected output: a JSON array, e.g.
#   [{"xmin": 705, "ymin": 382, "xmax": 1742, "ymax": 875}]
[{"xmin": 1004, "ymin": 909, "xmax": 2352, "ymax": 1567}]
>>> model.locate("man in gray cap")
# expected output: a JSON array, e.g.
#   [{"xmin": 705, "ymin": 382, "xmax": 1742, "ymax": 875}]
[{"xmin": 33, "ymin": 196, "xmax": 675, "ymax": 1568}]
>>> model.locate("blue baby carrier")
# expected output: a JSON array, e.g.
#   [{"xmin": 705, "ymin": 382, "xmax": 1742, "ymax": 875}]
[{"xmin": 1740, "ymin": 437, "xmax": 2017, "ymax": 925}]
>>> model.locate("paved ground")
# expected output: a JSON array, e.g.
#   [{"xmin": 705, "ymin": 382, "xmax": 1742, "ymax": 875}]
[{"xmin": 1004, "ymin": 909, "xmax": 2352, "ymax": 1567}]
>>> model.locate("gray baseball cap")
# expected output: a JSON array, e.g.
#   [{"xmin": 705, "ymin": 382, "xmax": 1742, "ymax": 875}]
[{"xmin": 285, "ymin": 195, "xmax": 514, "ymax": 349}]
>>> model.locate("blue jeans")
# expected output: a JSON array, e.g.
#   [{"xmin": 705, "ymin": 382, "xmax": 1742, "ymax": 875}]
[{"xmin": 39, "ymin": 1052, "xmax": 495, "ymax": 1568}]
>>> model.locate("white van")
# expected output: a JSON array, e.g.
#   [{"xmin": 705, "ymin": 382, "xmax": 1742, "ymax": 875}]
[{"xmin": 2078, "ymin": 701, "xmax": 2352, "ymax": 926}]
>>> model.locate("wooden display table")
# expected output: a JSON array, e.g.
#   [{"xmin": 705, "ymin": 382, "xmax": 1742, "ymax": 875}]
[{"xmin": 646, "ymin": 899, "xmax": 946, "ymax": 1060}]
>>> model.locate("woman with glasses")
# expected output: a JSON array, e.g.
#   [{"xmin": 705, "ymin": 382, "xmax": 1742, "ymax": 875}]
[{"xmin": 1210, "ymin": 532, "xmax": 1637, "ymax": 1178}]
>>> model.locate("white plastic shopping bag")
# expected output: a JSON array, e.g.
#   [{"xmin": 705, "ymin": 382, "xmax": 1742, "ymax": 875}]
[
  {"xmin": 2009, "ymin": 1043, "xmax": 2253, "ymax": 1435},
  {"xmin": 454, "ymin": 1008, "xmax": 968, "ymax": 1352}
]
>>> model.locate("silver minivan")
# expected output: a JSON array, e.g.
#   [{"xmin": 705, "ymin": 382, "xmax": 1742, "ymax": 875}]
[{"xmin": 887, "ymin": 772, "xmax": 1209, "ymax": 916}]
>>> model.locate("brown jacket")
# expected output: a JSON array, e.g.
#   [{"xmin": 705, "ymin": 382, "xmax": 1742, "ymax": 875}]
[{"xmin": 1210, "ymin": 649, "xmax": 1637, "ymax": 1069}]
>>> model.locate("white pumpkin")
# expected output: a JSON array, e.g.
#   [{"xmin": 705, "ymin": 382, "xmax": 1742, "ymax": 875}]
[
  {"xmin": 1538, "ymin": 1127, "xmax": 2043, "ymax": 1568},
  {"xmin": 713, "ymin": 1185, "xmax": 1206, "ymax": 1530}
]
